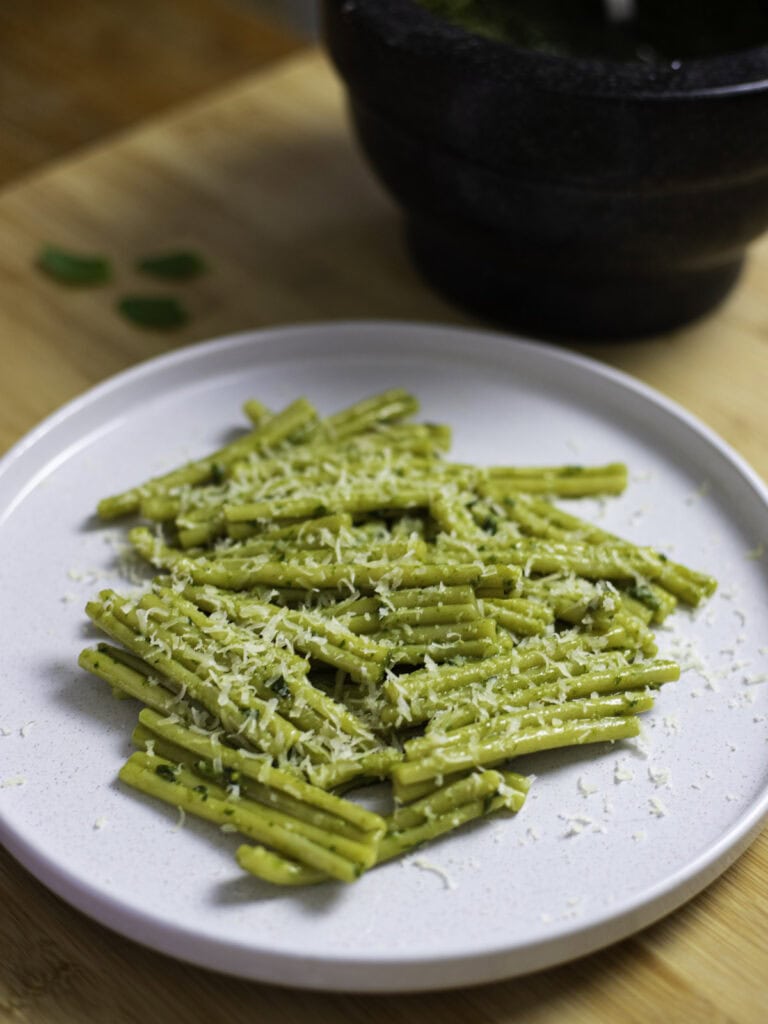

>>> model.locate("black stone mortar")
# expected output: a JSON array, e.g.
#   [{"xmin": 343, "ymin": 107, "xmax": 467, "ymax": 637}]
[{"xmin": 322, "ymin": 0, "xmax": 768, "ymax": 339}]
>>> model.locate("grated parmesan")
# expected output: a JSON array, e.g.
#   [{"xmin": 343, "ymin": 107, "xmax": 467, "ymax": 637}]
[{"xmin": 410, "ymin": 857, "xmax": 456, "ymax": 890}]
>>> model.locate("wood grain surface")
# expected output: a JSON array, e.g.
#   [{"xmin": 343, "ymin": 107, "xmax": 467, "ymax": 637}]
[
  {"xmin": 0, "ymin": 0, "xmax": 302, "ymax": 185},
  {"xmin": 0, "ymin": 48, "xmax": 766, "ymax": 1024}
]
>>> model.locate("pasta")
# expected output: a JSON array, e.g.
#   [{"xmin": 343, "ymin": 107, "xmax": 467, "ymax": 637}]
[{"xmin": 78, "ymin": 389, "xmax": 715, "ymax": 885}]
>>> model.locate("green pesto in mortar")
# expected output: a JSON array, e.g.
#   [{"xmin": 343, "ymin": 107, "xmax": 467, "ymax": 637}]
[{"xmin": 416, "ymin": 0, "xmax": 768, "ymax": 62}]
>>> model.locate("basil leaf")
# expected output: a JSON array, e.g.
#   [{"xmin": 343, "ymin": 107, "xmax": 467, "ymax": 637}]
[
  {"xmin": 117, "ymin": 296, "xmax": 188, "ymax": 330},
  {"xmin": 137, "ymin": 251, "xmax": 206, "ymax": 280},
  {"xmin": 37, "ymin": 245, "xmax": 111, "ymax": 285}
]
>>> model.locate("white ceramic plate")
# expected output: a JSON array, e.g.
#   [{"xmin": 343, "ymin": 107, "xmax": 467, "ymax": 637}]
[{"xmin": 1, "ymin": 322, "xmax": 767, "ymax": 993}]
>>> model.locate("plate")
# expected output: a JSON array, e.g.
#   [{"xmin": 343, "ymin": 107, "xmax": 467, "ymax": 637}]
[{"xmin": 1, "ymin": 321, "xmax": 767, "ymax": 993}]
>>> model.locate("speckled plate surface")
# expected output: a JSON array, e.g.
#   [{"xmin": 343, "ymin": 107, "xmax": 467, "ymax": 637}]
[{"xmin": 1, "ymin": 321, "xmax": 767, "ymax": 992}]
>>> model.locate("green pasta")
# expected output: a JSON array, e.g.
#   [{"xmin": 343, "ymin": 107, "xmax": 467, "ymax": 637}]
[
  {"xmin": 135, "ymin": 708, "xmax": 385, "ymax": 835},
  {"xmin": 120, "ymin": 753, "xmax": 368, "ymax": 882},
  {"xmin": 391, "ymin": 716, "xmax": 642, "ymax": 788},
  {"xmin": 97, "ymin": 397, "xmax": 318, "ymax": 519},
  {"xmin": 77, "ymin": 388, "xmax": 716, "ymax": 887}
]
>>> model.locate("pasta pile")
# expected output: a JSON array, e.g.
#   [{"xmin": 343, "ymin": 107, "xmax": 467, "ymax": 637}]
[{"xmin": 79, "ymin": 389, "xmax": 715, "ymax": 885}]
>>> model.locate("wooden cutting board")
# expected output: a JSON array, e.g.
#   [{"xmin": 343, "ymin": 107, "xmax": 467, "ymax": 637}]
[{"xmin": 0, "ymin": 48, "xmax": 766, "ymax": 1024}]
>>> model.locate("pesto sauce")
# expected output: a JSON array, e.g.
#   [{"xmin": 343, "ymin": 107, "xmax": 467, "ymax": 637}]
[{"xmin": 417, "ymin": 0, "xmax": 768, "ymax": 62}]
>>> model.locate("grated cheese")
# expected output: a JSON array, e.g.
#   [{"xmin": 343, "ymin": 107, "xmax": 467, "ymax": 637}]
[
  {"xmin": 648, "ymin": 797, "xmax": 667, "ymax": 818},
  {"xmin": 577, "ymin": 776, "xmax": 598, "ymax": 798},
  {"xmin": 559, "ymin": 812, "xmax": 594, "ymax": 838},
  {"xmin": 410, "ymin": 857, "xmax": 456, "ymax": 890},
  {"xmin": 613, "ymin": 761, "xmax": 634, "ymax": 784},
  {"xmin": 647, "ymin": 765, "xmax": 670, "ymax": 788}
]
